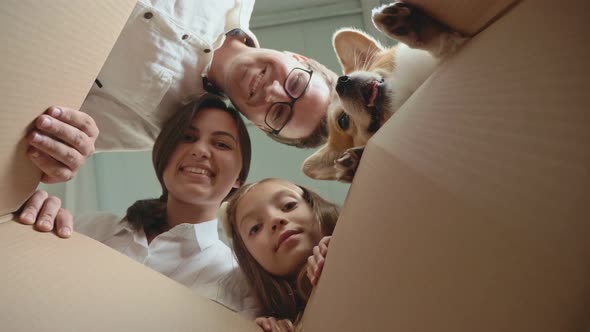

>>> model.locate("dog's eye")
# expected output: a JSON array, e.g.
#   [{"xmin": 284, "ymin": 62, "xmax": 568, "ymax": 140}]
[{"xmin": 337, "ymin": 112, "xmax": 350, "ymax": 130}]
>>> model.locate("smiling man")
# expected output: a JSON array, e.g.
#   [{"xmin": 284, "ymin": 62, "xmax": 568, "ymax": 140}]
[{"xmin": 26, "ymin": 0, "xmax": 338, "ymax": 183}]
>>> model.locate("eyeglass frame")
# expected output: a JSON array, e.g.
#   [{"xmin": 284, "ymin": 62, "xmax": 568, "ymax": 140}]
[{"xmin": 263, "ymin": 67, "xmax": 314, "ymax": 136}]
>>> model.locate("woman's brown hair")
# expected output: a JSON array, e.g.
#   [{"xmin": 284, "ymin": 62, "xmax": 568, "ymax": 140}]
[
  {"xmin": 223, "ymin": 178, "xmax": 340, "ymax": 322},
  {"xmin": 125, "ymin": 94, "xmax": 252, "ymax": 235}
]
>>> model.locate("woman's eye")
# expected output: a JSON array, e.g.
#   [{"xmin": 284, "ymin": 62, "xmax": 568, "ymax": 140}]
[
  {"xmin": 183, "ymin": 134, "xmax": 196, "ymax": 142},
  {"xmin": 282, "ymin": 201, "xmax": 297, "ymax": 212},
  {"xmin": 249, "ymin": 224, "xmax": 261, "ymax": 236},
  {"xmin": 337, "ymin": 112, "xmax": 349, "ymax": 130},
  {"xmin": 214, "ymin": 141, "xmax": 231, "ymax": 149}
]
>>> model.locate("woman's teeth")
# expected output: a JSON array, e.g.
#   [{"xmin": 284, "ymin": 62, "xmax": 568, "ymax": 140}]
[{"xmin": 183, "ymin": 167, "xmax": 212, "ymax": 177}]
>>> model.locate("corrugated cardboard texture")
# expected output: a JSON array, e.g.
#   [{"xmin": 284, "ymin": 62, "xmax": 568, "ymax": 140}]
[
  {"xmin": 302, "ymin": 0, "xmax": 590, "ymax": 331},
  {"xmin": 0, "ymin": 221, "xmax": 259, "ymax": 332},
  {"xmin": 1, "ymin": 2, "xmax": 258, "ymax": 331},
  {"xmin": 407, "ymin": 0, "xmax": 516, "ymax": 35},
  {"xmin": 0, "ymin": 1, "xmax": 136, "ymax": 216}
]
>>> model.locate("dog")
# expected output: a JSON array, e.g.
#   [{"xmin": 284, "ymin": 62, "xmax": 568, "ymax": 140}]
[{"xmin": 302, "ymin": 1, "xmax": 467, "ymax": 182}]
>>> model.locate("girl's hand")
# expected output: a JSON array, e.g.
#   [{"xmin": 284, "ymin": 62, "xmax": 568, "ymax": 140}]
[
  {"xmin": 255, "ymin": 316, "xmax": 294, "ymax": 332},
  {"xmin": 307, "ymin": 236, "xmax": 331, "ymax": 286}
]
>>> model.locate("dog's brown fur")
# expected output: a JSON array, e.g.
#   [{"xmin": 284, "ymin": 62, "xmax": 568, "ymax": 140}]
[{"xmin": 302, "ymin": 1, "xmax": 466, "ymax": 182}]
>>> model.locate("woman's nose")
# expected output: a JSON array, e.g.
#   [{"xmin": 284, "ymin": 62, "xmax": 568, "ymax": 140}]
[{"xmin": 190, "ymin": 141, "xmax": 211, "ymax": 159}]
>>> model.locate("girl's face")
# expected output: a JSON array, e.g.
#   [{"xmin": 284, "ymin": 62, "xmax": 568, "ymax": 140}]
[
  {"xmin": 163, "ymin": 107, "xmax": 242, "ymax": 207},
  {"xmin": 235, "ymin": 180, "xmax": 323, "ymax": 276}
]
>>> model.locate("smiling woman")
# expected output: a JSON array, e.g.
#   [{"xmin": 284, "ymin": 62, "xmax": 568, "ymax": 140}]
[
  {"xmin": 126, "ymin": 95, "xmax": 251, "ymax": 239},
  {"xmin": 19, "ymin": 94, "xmax": 260, "ymax": 319}
]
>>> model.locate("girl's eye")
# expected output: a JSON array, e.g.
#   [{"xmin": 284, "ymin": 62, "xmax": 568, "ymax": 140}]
[
  {"xmin": 249, "ymin": 224, "xmax": 261, "ymax": 236},
  {"xmin": 282, "ymin": 201, "xmax": 297, "ymax": 212}
]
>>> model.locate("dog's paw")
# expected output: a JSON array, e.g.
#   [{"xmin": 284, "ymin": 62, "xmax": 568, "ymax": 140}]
[
  {"xmin": 372, "ymin": 2, "xmax": 415, "ymax": 40},
  {"xmin": 372, "ymin": 1, "xmax": 465, "ymax": 57},
  {"xmin": 334, "ymin": 146, "xmax": 365, "ymax": 183}
]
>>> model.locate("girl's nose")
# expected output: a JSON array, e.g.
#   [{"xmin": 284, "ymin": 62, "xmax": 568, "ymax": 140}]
[{"xmin": 271, "ymin": 219, "xmax": 287, "ymax": 232}]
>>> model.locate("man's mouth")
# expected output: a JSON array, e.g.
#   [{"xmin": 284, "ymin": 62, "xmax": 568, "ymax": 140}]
[{"xmin": 249, "ymin": 66, "xmax": 267, "ymax": 99}]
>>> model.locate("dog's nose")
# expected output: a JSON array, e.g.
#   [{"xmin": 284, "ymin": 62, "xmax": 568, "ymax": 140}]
[{"xmin": 336, "ymin": 75, "xmax": 352, "ymax": 96}]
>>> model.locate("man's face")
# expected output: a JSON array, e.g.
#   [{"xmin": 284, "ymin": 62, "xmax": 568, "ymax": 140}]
[{"xmin": 224, "ymin": 48, "xmax": 331, "ymax": 139}]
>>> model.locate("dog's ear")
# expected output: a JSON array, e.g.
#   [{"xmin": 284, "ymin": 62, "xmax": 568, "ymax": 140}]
[
  {"xmin": 302, "ymin": 144, "xmax": 343, "ymax": 181},
  {"xmin": 333, "ymin": 28, "xmax": 383, "ymax": 74}
]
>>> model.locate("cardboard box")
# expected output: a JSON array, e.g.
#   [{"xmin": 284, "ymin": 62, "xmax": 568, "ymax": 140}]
[
  {"xmin": 302, "ymin": 0, "xmax": 590, "ymax": 331},
  {"xmin": 0, "ymin": 2, "xmax": 258, "ymax": 331},
  {"xmin": 2, "ymin": 0, "xmax": 589, "ymax": 331}
]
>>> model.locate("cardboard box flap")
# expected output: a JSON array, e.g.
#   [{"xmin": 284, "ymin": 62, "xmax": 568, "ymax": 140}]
[
  {"xmin": 1, "ymin": 2, "xmax": 259, "ymax": 331},
  {"xmin": 0, "ymin": 221, "xmax": 259, "ymax": 331},
  {"xmin": 407, "ymin": 0, "xmax": 517, "ymax": 36},
  {"xmin": 0, "ymin": 1, "xmax": 137, "ymax": 217},
  {"xmin": 303, "ymin": 0, "xmax": 590, "ymax": 331}
]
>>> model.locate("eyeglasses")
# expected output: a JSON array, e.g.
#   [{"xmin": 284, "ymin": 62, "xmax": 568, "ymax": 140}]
[{"xmin": 264, "ymin": 67, "xmax": 313, "ymax": 136}]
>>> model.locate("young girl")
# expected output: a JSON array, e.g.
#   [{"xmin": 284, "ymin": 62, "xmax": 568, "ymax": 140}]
[
  {"xmin": 19, "ymin": 95, "xmax": 261, "ymax": 318},
  {"xmin": 220, "ymin": 178, "xmax": 340, "ymax": 331}
]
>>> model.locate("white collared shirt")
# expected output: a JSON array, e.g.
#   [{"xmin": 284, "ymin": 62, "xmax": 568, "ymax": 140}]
[
  {"xmin": 76, "ymin": 212, "xmax": 260, "ymax": 319},
  {"xmin": 82, "ymin": 0, "xmax": 258, "ymax": 151}
]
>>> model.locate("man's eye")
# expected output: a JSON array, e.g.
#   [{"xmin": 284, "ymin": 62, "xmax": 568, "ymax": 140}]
[
  {"xmin": 287, "ymin": 75, "xmax": 303, "ymax": 94},
  {"xmin": 249, "ymin": 224, "xmax": 261, "ymax": 236},
  {"xmin": 282, "ymin": 201, "xmax": 297, "ymax": 212},
  {"xmin": 337, "ymin": 112, "xmax": 350, "ymax": 130},
  {"xmin": 271, "ymin": 104, "xmax": 288, "ymax": 122}
]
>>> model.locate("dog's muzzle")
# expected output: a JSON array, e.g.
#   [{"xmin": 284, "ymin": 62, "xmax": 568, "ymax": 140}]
[{"xmin": 336, "ymin": 75, "xmax": 352, "ymax": 96}]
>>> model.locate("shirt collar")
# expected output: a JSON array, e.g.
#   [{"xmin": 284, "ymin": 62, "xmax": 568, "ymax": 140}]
[
  {"xmin": 194, "ymin": 219, "xmax": 220, "ymax": 250},
  {"xmin": 116, "ymin": 218, "xmax": 220, "ymax": 251},
  {"xmin": 168, "ymin": 219, "xmax": 220, "ymax": 251}
]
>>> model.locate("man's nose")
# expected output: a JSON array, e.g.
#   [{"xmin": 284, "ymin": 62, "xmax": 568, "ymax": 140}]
[{"xmin": 264, "ymin": 80, "xmax": 288, "ymax": 103}]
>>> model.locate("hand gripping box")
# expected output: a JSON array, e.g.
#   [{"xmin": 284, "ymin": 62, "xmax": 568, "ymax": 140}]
[
  {"xmin": 301, "ymin": 0, "xmax": 590, "ymax": 331},
  {"xmin": 0, "ymin": 1, "xmax": 258, "ymax": 331}
]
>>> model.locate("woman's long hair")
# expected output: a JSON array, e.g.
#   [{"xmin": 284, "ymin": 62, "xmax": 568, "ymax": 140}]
[{"xmin": 125, "ymin": 94, "xmax": 252, "ymax": 235}]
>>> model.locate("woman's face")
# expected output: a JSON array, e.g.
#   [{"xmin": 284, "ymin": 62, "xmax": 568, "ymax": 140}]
[
  {"xmin": 163, "ymin": 107, "xmax": 242, "ymax": 207},
  {"xmin": 235, "ymin": 180, "xmax": 323, "ymax": 276}
]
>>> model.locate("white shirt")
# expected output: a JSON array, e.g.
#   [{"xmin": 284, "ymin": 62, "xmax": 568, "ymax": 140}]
[
  {"xmin": 82, "ymin": 0, "xmax": 258, "ymax": 151},
  {"xmin": 76, "ymin": 212, "xmax": 260, "ymax": 319}
]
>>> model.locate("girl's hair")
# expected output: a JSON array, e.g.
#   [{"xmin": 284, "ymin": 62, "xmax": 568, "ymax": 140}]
[
  {"xmin": 125, "ymin": 94, "xmax": 252, "ymax": 235},
  {"xmin": 222, "ymin": 178, "xmax": 340, "ymax": 322},
  {"xmin": 266, "ymin": 57, "xmax": 337, "ymax": 149}
]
